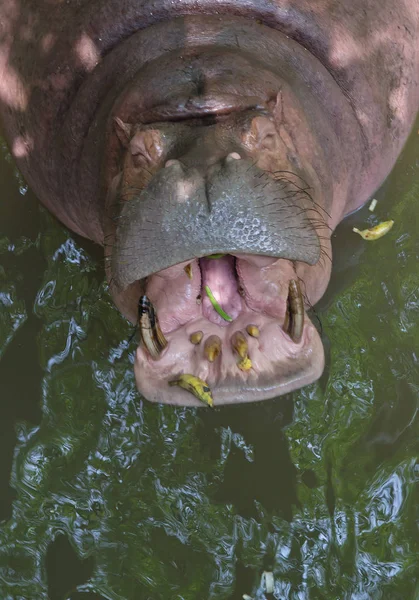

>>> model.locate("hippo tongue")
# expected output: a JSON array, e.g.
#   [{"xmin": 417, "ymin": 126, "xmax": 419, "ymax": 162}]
[
  {"xmin": 145, "ymin": 254, "xmax": 296, "ymax": 333},
  {"xmin": 200, "ymin": 256, "xmax": 243, "ymax": 325}
]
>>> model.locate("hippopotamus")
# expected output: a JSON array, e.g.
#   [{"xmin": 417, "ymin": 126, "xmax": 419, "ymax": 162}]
[{"xmin": 0, "ymin": 1, "xmax": 418, "ymax": 406}]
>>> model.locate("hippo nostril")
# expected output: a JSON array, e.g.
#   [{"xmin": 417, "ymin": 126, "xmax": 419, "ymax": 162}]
[
  {"xmin": 165, "ymin": 159, "xmax": 184, "ymax": 169},
  {"xmin": 226, "ymin": 152, "xmax": 241, "ymax": 162}
]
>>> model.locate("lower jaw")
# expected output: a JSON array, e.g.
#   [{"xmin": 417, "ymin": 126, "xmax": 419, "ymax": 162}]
[
  {"xmin": 134, "ymin": 316, "xmax": 324, "ymax": 406},
  {"xmin": 129, "ymin": 255, "xmax": 325, "ymax": 406}
]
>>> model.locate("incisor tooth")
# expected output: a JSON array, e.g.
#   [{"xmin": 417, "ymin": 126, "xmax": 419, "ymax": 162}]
[
  {"xmin": 246, "ymin": 324, "xmax": 260, "ymax": 338},
  {"xmin": 189, "ymin": 331, "xmax": 204, "ymax": 345},
  {"xmin": 231, "ymin": 331, "xmax": 252, "ymax": 371},
  {"xmin": 184, "ymin": 263, "xmax": 193, "ymax": 279},
  {"xmin": 204, "ymin": 335, "xmax": 222, "ymax": 362},
  {"xmin": 231, "ymin": 331, "xmax": 248, "ymax": 359}
]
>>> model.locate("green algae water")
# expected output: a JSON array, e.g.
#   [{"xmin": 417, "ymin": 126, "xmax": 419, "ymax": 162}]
[{"xmin": 0, "ymin": 120, "xmax": 418, "ymax": 599}]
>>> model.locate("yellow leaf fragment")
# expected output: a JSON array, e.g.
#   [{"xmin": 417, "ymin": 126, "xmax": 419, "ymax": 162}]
[{"xmin": 353, "ymin": 220, "xmax": 394, "ymax": 241}]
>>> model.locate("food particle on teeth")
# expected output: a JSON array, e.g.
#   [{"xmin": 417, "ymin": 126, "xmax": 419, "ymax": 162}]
[
  {"xmin": 189, "ymin": 331, "xmax": 204, "ymax": 345},
  {"xmin": 237, "ymin": 356, "xmax": 252, "ymax": 371},
  {"xmin": 204, "ymin": 335, "xmax": 222, "ymax": 362},
  {"xmin": 353, "ymin": 220, "xmax": 394, "ymax": 240},
  {"xmin": 204, "ymin": 285, "xmax": 233, "ymax": 322},
  {"xmin": 184, "ymin": 263, "xmax": 193, "ymax": 279},
  {"xmin": 246, "ymin": 324, "xmax": 260, "ymax": 338},
  {"xmin": 206, "ymin": 253, "xmax": 226, "ymax": 259},
  {"xmin": 169, "ymin": 374, "xmax": 214, "ymax": 407}
]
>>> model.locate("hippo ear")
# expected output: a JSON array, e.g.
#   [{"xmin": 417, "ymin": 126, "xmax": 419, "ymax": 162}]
[
  {"xmin": 129, "ymin": 129, "xmax": 165, "ymax": 167},
  {"xmin": 241, "ymin": 115, "xmax": 280, "ymax": 153},
  {"xmin": 114, "ymin": 117, "xmax": 132, "ymax": 147}
]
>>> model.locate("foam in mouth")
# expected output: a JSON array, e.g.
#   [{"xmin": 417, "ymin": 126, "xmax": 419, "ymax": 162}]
[{"xmin": 134, "ymin": 254, "xmax": 324, "ymax": 406}]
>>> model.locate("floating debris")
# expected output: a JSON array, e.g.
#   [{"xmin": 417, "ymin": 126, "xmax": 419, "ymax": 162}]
[
  {"xmin": 353, "ymin": 220, "xmax": 394, "ymax": 240},
  {"xmin": 262, "ymin": 571, "xmax": 274, "ymax": 594},
  {"xmin": 368, "ymin": 198, "xmax": 378, "ymax": 212}
]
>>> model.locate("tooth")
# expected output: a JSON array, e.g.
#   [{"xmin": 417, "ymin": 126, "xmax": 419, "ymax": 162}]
[
  {"xmin": 190, "ymin": 331, "xmax": 204, "ymax": 345},
  {"xmin": 226, "ymin": 152, "xmax": 241, "ymax": 161},
  {"xmin": 138, "ymin": 295, "xmax": 168, "ymax": 359},
  {"xmin": 283, "ymin": 280, "xmax": 304, "ymax": 343},
  {"xmin": 246, "ymin": 324, "xmax": 260, "ymax": 338},
  {"xmin": 204, "ymin": 335, "xmax": 222, "ymax": 362},
  {"xmin": 231, "ymin": 331, "xmax": 248, "ymax": 359},
  {"xmin": 231, "ymin": 331, "xmax": 253, "ymax": 371},
  {"xmin": 184, "ymin": 263, "xmax": 193, "ymax": 280}
]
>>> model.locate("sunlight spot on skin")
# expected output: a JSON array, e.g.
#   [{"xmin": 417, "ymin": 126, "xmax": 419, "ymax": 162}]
[
  {"xmin": 328, "ymin": 27, "xmax": 362, "ymax": 68},
  {"xmin": 0, "ymin": 56, "xmax": 28, "ymax": 110},
  {"xmin": 41, "ymin": 33, "xmax": 56, "ymax": 54},
  {"xmin": 388, "ymin": 85, "xmax": 410, "ymax": 123},
  {"xmin": 12, "ymin": 135, "xmax": 33, "ymax": 158},
  {"xmin": 174, "ymin": 179, "xmax": 196, "ymax": 202},
  {"xmin": 74, "ymin": 33, "xmax": 100, "ymax": 71}
]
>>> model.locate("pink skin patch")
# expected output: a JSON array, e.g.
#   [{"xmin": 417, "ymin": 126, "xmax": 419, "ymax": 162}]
[{"xmin": 135, "ymin": 254, "xmax": 324, "ymax": 406}]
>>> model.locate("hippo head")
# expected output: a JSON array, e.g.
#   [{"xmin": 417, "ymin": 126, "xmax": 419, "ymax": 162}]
[
  {"xmin": 104, "ymin": 98, "xmax": 332, "ymax": 407},
  {"xmin": 98, "ymin": 18, "xmax": 344, "ymax": 408}
]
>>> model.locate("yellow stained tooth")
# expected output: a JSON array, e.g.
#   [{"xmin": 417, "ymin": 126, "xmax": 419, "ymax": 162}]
[
  {"xmin": 184, "ymin": 263, "xmax": 193, "ymax": 279},
  {"xmin": 204, "ymin": 335, "xmax": 222, "ymax": 362},
  {"xmin": 231, "ymin": 331, "xmax": 248, "ymax": 359},
  {"xmin": 232, "ymin": 331, "xmax": 252, "ymax": 371},
  {"xmin": 246, "ymin": 324, "xmax": 260, "ymax": 338},
  {"xmin": 189, "ymin": 331, "xmax": 204, "ymax": 345}
]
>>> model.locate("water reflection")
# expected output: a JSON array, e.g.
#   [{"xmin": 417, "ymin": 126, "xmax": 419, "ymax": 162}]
[{"xmin": 0, "ymin": 121, "xmax": 418, "ymax": 598}]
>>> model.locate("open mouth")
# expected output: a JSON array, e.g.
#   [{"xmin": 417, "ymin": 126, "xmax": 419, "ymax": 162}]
[{"xmin": 134, "ymin": 254, "xmax": 324, "ymax": 407}]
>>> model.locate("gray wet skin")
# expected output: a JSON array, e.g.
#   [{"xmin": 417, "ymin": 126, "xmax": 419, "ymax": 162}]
[{"xmin": 113, "ymin": 148, "xmax": 320, "ymax": 289}]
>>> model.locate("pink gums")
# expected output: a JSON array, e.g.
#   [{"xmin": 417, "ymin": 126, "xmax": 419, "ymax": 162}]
[{"xmin": 134, "ymin": 255, "xmax": 324, "ymax": 406}]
